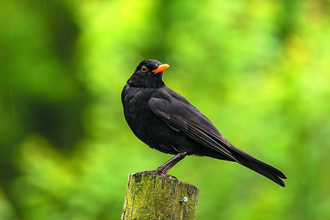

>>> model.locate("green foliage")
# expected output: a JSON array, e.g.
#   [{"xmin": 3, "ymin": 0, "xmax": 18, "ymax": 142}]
[{"xmin": 1, "ymin": 0, "xmax": 330, "ymax": 219}]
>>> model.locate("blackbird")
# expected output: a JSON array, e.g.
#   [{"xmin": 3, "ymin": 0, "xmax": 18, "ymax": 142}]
[{"xmin": 122, "ymin": 59, "xmax": 286, "ymax": 187}]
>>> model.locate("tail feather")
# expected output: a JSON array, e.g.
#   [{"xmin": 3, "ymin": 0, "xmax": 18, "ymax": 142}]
[{"xmin": 228, "ymin": 144, "xmax": 287, "ymax": 187}]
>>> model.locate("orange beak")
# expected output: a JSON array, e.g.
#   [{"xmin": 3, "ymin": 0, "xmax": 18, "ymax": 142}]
[{"xmin": 151, "ymin": 64, "xmax": 169, "ymax": 74}]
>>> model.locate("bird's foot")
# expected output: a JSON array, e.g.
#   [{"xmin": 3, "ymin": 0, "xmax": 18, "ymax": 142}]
[{"xmin": 133, "ymin": 168, "xmax": 177, "ymax": 180}]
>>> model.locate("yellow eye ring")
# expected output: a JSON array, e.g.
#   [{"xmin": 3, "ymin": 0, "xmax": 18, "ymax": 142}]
[{"xmin": 141, "ymin": 65, "xmax": 148, "ymax": 72}]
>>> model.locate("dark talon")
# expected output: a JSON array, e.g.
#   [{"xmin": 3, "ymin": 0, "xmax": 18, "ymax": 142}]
[{"xmin": 134, "ymin": 170, "xmax": 177, "ymax": 180}]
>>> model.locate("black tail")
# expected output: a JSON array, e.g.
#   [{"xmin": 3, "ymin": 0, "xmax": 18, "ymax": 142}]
[{"xmin": 228, "ymin": 144, "xmax": 287, "ymax": 187}]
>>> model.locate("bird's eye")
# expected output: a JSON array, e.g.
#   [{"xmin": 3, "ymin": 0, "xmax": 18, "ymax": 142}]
[{"xmin": 141, "ymin": 66, "xmax": 148, "ymax": 72}]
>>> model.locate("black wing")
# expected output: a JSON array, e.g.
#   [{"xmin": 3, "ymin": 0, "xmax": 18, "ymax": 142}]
[{"xmin": 148, "ymin": 95, "xmax": 237, "ymax": 161}]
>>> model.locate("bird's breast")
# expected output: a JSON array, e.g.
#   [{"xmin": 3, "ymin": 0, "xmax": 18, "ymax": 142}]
[
  {"xmin": 122, "ymin": 86, "xmax": 182, "ymax": 153},
  {"xmin": 123, "ymin": 87, "xmax": 160, "ymax": 136}
]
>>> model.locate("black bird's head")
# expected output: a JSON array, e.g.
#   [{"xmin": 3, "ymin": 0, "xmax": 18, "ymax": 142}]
[{"xmin": 127, "ymin": 59, "xmax": 169, "ymax": 88}]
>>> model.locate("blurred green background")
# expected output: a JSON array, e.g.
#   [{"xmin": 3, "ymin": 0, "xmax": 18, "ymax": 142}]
[{"xmin": 1, "ymin": 0, "xmax": 330, "ymax": 219}]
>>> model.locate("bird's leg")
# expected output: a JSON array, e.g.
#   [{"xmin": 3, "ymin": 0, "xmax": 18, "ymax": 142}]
[
  {"xmin": 162, "ymin": 152, "xmax": 187, "ymax": 174},
  {"xmin": 134, "ymin": 152, "xmax": 187, "ymax": 179}
]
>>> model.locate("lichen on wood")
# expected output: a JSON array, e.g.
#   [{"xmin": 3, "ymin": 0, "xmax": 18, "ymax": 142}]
[{"xmin": 122, "ymin": 173, "xmax": 199, "ymax": 220}]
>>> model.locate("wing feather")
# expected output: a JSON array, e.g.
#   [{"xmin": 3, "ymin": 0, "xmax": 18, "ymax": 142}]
[{"xmin": 148, "ymin": 97, "xmax": 237, "ymax": 161}]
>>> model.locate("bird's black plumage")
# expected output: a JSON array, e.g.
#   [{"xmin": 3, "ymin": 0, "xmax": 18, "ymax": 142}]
[{"xmin": 122, "ymin": 59, "xmax": 287, "ymax": 187}]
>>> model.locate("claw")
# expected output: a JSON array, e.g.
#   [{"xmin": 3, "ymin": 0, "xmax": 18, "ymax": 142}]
[{"xmin": 133, "ymin": 170, "xmax": 177, "ymax": 180}]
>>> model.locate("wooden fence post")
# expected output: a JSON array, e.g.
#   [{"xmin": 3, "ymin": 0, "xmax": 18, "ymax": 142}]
[{"xmin": 121, "ymin": 174, "xmax": 200, "ymax": 220}]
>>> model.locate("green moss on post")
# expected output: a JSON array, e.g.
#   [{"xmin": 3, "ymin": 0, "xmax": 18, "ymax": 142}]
[{"xmin": 121, "ymin": 174, "xmax": 199, "ymax": 220}]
